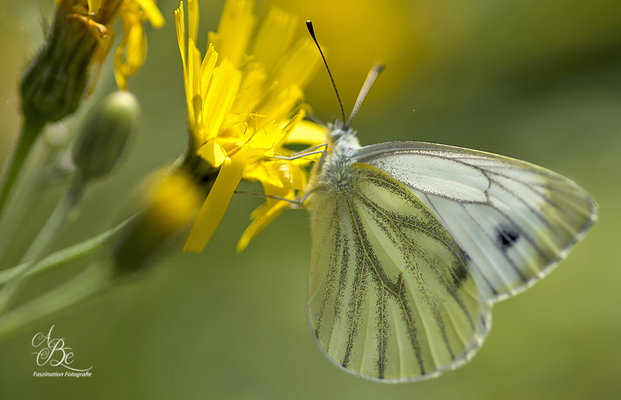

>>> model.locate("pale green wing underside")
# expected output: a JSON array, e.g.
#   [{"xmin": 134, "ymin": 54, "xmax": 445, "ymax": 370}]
[
  {"xmin": 308, "ymin": 164, "xmax": 490, "ymax": 382},
  {"xmin": 355, "ymin": 142, "xmax": 598, "ymax": 302}
]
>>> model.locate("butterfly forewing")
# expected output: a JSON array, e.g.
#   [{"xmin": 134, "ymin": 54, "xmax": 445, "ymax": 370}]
[
  {"xmin": 354, "ymin": 142, "xmax": 598, "ymax": 302},
  {"xmin": 308, "ymin": 163, "xmax": 490, "ymax": 381}
]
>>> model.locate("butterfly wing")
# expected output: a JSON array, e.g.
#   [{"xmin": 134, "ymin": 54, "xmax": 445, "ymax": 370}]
[
  {"xmin": 307, "ymin": 163, "xmax": 490, "ymax": 382},
  {"xmin": 354, "ymin": 141, "xmax": 598, "ymax": 302}
]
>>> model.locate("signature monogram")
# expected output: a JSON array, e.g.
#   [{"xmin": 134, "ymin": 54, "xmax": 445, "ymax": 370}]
[{"xmin": 31, "ymin": 325, "xmax": 92, "ymax": 372}]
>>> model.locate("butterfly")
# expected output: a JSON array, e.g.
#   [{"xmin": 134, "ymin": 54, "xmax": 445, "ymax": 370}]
[{"xmin": 303, "ymin": 61, "xmax": 598, "ymax": 382}]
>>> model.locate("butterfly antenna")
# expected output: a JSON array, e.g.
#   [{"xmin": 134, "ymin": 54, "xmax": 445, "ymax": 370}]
[
  {"xmin": 306, "ymin": 20, "xmax": 346, "ymax": 125},
  {"xmin": 345, "ymin": 63, "xmax": 385, "ymax": 129}
]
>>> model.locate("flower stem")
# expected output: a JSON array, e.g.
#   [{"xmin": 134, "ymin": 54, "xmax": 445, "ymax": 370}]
[
  {"xmin": 0, "ymin": 113, "xmax": 46, "ymax": 221},
  {"xmin": 0, "ymin": 172, "xmax": 87, "ymax": 316},
  {"xmin": 0, "ymin": 215, "xmax": 135, "ymax": 288},
  {"xmin": 0, "ymin": 261, "xmax": 111, "ymax": 340},
  {"xmin": 19, "ymin": 172, "xmax": 87, "ymax": 265},
  {"xmin": 0, "ymin": 213, "xmax": 137, "ymax": 339}
]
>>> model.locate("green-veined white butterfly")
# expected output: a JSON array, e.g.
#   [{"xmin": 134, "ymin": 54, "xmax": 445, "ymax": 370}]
[{"xmin": 303, "ymin": 27, "xmax": 598, "ymax": 382}]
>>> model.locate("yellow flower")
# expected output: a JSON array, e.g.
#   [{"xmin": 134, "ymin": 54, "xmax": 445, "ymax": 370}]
[
  {"xmin": 58, "ymin": 0, "xmax": 165, "ymax": 90},
  {"xmin": 175, "ymin": 0, "xmax": 326, "ymax": 254}
]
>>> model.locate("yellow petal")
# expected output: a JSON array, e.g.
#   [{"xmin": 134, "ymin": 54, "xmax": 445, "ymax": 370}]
[
  {"xmin": 285, "ymin": 120, "xmax": 327, "ymax": 145},
  {"xmin": 236, "ymin": 203, "xmax": 286, "ymax": 252},
  {"xmin": 187, "ymin": 38, "xmax": 201, "ymax": 100},
  {"xmin": 257, "ymin": 84, "xmax": 303, "ymax": 126},
  {"xmin": 113, "ymin": 9, "xmax": 147, "ymax": 89},
  {"xmin": 188, "ymin": 0, "xmax": 199, "ymax": 43},
  {"xmin": 122, "ymin": 21, "xmax": 146, "ymax": 73},
  {"xmin": 262, "ymin": 184, "xmax": 296, "ymax": 210},
  {"xmin": 214, "ymin": 0, "xmax": 256, "ymax": 67},
  {"xmin": 200, "ymin": 44, "xmax": 218, "ymax": 102},
  {"xmin": 183, "ymin": 157, "xmax": 244, "ymax": 254},
  {"xmin": 237, "ymin": 185, "xmax": 292, "ymax": 252},
  {"xmin": 274, "ymin": 107, "xmax": 305, "ymax": 148},
  {"xmin": 242, "ymin": 161, "xmax": 283, "ymax": 188},
  {"xmin": 246, "ymin": 121, "xmax": 285, "ymax": 151},
  {"xmin": 175, "ymin": 4, "xmax": 191, "ymax": 120},
  {"xmin": 250, "ymin": 7, "xmax": 298, "ymax": 72},
  {"xmin": 207, "ymin": 31, "xmax": 219, "ymax": 55},
  {"xmin": 229, "ymin": 65, "xmax": 267, "ymax": 115},
  {"xmin": 197, "ymin": 141, "xmax": 227, "ymax": 168},
  {"xmin": 242, "ymin": 162, "xmax": 274, "ymax": 186},
  {"xmin": 245, "ymin": 162, "xmax": 304, "ymax": 203},
  {"xmin": 87, "ymin": 0, "xmax": 102, "ymax": 14},
  {"xmin": 274, "ymin": 37, "xmax": 322, "ymax": 91},
  {"xmin": 113, "ymin": 52, "xmax": 128, "ymax": 90},
  {"xmin": 203, "ymin": 59, "xmax": 242, "ymax": 141},
  {"xmin": 135, "ymin": 0, "xmax": 166, "ymax": 28},
  {"xmin": 283, "ymin": 163, "xmax": 308, "ymax": 191},
  {"xmin": 250, "ymin": 160, "xmax": 308, "ymax": 191},
  {"xmin": 229, "ymin": 123, "xmax": 284, "ymax": 163},
  {"xmin": 175, "ymin": 4, "xmax": 186, "ymax": 72}
]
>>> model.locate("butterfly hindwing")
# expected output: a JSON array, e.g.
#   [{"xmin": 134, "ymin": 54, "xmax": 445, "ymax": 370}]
[
  {"xmin": 308, "ymin": 162, "xmax": 490, "ymax": 382},
  {"xmin": 354, "ymin": 142, "xmax": 598, "ymax": 302}
]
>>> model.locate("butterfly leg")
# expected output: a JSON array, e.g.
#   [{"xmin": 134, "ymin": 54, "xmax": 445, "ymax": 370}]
[
  {"xmin": 233, "ymin": 190, "xmax": 306, "ymax": 207},
  {"xmin": 275, "ymin": 143, "xmax": 328, "ymax": 161}
]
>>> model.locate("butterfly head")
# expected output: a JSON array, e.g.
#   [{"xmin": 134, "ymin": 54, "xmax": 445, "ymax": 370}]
[
  {"xmin": 325, "ymin": 119, "xmax": 361, "ymax": 156},
  {"xmin": 327, "ymin": 119, "xmax": 352, "ymax": 141}
]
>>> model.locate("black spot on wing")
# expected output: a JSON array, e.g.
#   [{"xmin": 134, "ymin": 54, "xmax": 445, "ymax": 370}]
[{"xmin": 495, "ymin": 224, "xmax": 520, "ymax": 251}]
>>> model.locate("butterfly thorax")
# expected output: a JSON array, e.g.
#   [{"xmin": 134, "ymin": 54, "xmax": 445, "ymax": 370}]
[{"xmin": 308, "ymin": 125, "xmax": 362, "ymax": 194}]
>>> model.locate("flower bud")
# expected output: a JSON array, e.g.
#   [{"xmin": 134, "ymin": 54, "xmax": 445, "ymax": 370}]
[
  {"xmin": 20, "ymin": 5, "xmax": 100, "ymax": 123},
  {"xmin": 72, "ymin": 91, "xmax": 139, "ymax": 180}
]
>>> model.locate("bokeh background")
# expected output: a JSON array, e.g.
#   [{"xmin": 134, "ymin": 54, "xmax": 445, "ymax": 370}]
[{"xmin": 0, "ymin": 0, "xmax": 620, "ymax": 399}]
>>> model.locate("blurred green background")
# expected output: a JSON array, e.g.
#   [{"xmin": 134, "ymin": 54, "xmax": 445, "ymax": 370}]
[{"xmin": 1, "ymin": 0, "xmax": 620, "ymax": 399}]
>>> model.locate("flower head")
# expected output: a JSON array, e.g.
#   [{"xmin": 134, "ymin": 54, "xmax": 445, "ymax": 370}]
[{"xmin": 175, "ymin": 0, "xmax": 326, "ymax": 254}]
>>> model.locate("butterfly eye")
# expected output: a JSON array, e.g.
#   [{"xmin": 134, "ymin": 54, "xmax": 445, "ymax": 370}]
[{"xmin": 329, "ymin": 128, "xmax": 346, "ymax": 142}]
